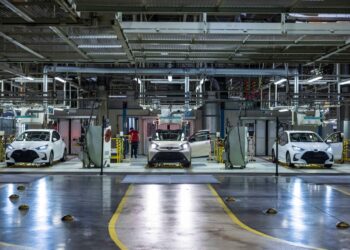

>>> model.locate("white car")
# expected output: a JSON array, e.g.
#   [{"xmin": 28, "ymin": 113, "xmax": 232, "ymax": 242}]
[
  {"xmin": 148, "ymin": 129, "xmax": 191, "ymax": 168},
  {"xmin": 272, "ymin": 130, "xmax": 334, "ymax": 168},
  {"xmin": 5, "ymin": 129, "xmax": 67, "ymax": 166}
]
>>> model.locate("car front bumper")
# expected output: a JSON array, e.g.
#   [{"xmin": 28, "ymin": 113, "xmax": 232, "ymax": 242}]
[
  {"xmin": 148, "ymin": 149, "xmax": 191, "ymax": 164},
  {"xmin": 5, "ymin": 149, "xmax": 50, "ymax": 164},
  {"xmin": 291, "ymin": 151, "xmax": 334, "ymax": 165}
]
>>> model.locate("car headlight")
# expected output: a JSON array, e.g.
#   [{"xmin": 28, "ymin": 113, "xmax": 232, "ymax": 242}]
[
  {"xmin": 6, "ymin": 144, "xmax": 14, "ymax": 151},
  {"xmin": 151, "ymin": 143, "xmax": 158, "ymax": 149},
  {"xmin": 181, "ymin": 143, "xmax": 189, "ymax": 150},
  {"xmin": 326, "ymin": 145, "xmax": 333, "ymax": 153},
  {"xmin": 36, "ymin": 145, "xmax": 48, "ymax": 150},
  {"xmin": 292, "ymin": 146, "xmax": 304, "ymax": 151}
]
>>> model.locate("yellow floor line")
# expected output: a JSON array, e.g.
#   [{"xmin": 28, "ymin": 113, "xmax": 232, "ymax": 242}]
[
  {"xmin": 208, "ymin": 184, "xmax": 325, "ymax": 250},
  {"xmin": 329, "ymin": 185, "xmax": 350, "ymax": 196},
  {"xmin": 108, "ymin": 185, "xmax": 133, "ymax": 250}
]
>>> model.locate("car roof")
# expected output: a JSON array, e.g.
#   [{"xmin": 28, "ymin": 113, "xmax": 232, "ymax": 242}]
[
  {"xmin": 23, "ymin": 129, "xmax": 55, "ymax": 132},
  {"xmin": 284, "ymin": 130, "xmax": 316, "ymax": 134}
]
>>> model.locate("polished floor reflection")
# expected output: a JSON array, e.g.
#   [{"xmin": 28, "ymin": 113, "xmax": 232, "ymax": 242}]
[{"xmin": 1, "ymin": 175, "xmax": 350, "ymax": 249}]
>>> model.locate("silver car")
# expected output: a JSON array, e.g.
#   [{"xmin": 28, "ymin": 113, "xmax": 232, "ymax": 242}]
[{"xmin": 148, "ymin": 129, "xmax": 191, "ymax": 168}]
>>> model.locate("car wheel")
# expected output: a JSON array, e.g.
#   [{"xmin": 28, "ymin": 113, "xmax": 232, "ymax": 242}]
[
  {"xmin": 325, "ymin": 164, "xmax": 333, "ymax": 168},
  {"xmin": 148, "ymin": 162, "xmax": 154, "ymax": 168},
  {"xmin": 183, "ymin": 162, "xmax": 191, "ymax": 168},
  {"xmin": 47, "ymin": 151, "xmax": 54, "ymax": 166},
  {"xmin": 271, "ymin": 150, "xmax": 276, "ymax": 163},
  {"xmin": 6, "ymin": 163, "xmax": 14, "ymax": 167},
  {"xmin": 60, "ymin": 148, "xmax": 67, "ymax": 162},
  {"xmin": 286, "ymin": 152, "xmax": 294, "ymax": 168}
]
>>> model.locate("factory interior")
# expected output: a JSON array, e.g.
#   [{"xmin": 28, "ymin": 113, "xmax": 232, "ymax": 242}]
[{"xmin": 1, "ymin": 0, "xmax": 350, "ymax": 249}]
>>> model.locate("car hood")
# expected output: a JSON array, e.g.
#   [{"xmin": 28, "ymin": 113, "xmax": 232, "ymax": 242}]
[
  {"xmin": 151, "ymin": 141, "xmax": 186, "ymax": 147},
  {"xmin": 291, "ymin": 142, "xmax": 330, "ymax": 151},
  {"xmin": 10, "ymin": 141, "xmax": 50, "ymax": 150}
]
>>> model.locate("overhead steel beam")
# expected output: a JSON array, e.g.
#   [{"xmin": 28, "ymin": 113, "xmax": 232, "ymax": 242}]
[
  {"xmin": 0, "ymin": 17, "xmax": 91, "ymax": 26},
  {"xmin": 306, "ymin": 38, "xmax": 350, "ymax": 66},
  {"xmin": 0, "ymin": 32, "xmax": 46, "ymax": 60},
  {"xmin": 113, "ymin": 13, "xmax": 135, "ymax": 62},
  {"xmin": 0, "ymin": 0, "xmax": 34, "ymax": 22},
  {"xmin": 75, "ymin": 4, "xmax": 350, "ymax": 14},
  {"xmin": 49, "ymin": 26, "xmax": 90, "ymax": 60},
  {"xmin": 0, "ymin": 62, "xmax": 25, "ymax": 76},
  {"xmin": 45, "ymin": 66, "xmax": 297, "ymax": 77},
  {"xmin": 121, "ymin": 22, "xmax": 350, "ymax": 35},
  {"xmin": 54, "ymin": 0, "xmax": 80, "ymax": 22}
]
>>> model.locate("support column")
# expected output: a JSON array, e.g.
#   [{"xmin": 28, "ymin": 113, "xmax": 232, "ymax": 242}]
[
  {"xmin": 43, "ymin": 66, "xmax": 48, "ymax": 128},
  {"xmin": 0, "ymin": 80, "xmax": 4, "ymax": 97},
  {"xmin": 185, "ymin": 76, "xmax": 190, "ymax": 110},
  {"xmin": 342, "ymin": 64, "xmax": 350, "ymax": 139},
  {"xmin": 203, "ymin": 91, "xmax": 218, "ymax": 134},
  {"xmin": 336, "ymin": 64, "xmax": 341, "ymax": 130}
]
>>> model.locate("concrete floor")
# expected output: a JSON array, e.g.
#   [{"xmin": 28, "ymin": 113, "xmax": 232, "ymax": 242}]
[
  {"xmin": 2, "ymin": 156, "xmax": 350, "ymax": 175},
  {"xmin": 1, "ymin": 175, "xmax": 350, "ymax": 249}
]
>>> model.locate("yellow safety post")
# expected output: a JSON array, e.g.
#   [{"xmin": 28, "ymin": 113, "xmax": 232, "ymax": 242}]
[
  {"xmin": 111, "ymin": 137, "xmax": 124, "ymax": 163},
  {"xmin": 215, "ymin": 138, "xmax": 225, "ymax": 163},
  {"xmin": 342, "ymin": 139, "xmax": 350, "ymax": 162}
]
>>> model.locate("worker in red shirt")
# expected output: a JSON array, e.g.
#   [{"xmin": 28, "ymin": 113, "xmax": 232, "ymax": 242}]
[{"xmin": 129, "ymin": 127, "xmax": 139, "ymax": 158}]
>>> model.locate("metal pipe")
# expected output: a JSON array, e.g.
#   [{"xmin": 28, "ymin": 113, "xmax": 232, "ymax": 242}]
[
  {"xmin": 45, "ymin": 66, "xmax": 297, "ymax": 76},
  {"xmin": 337, "ymin": 63, "xmax": 341, "ymax": 128}
]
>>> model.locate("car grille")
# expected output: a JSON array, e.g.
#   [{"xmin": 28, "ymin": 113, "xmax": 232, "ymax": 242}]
[
  {"xmin": 11, "ymin": 150, "xmax": 39, "ymax": 163},
  {"xmin": 150, "ymin": 152, "xmax": 189, "ymax": 163},
  {"xmin": 301, "ymin": 151, "xmax": 329, "ymax": 164},
  {"xmin": 159, "ymin": 146, "xmax": 181, "ymax": 150}
]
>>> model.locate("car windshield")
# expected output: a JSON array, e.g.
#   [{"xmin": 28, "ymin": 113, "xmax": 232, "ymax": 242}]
[
  {"xmin": 289, "ymin": 132, "xmax": 323, "ymax": 143},
  {"xmin": 16, "ymin": 131, "xmax": 50, "ymax": 142},
  {"xmin": 152, "ymin": 130, "xmax": 183, "ymax": 141}
]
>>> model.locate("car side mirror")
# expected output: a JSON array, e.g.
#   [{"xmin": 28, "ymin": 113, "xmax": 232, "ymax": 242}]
[
  {"xmin": 52, "ymin": 138, "xmax": 58, "ymax": 142},
  {"xmin": 326, "ymin": 139, "xmax": 332, "ymax": 144}
]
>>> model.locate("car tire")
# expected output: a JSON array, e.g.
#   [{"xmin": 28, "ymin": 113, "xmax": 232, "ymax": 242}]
[
  {"xmin": 148, "ymin": 162, "xmax": 154, "ymax": 168},
  {"xmin": 271, "ymin": 150, "xmax": 277, "ymax": 163},
  {"xmin": 286, "ymin": 152, "xmax": 294, "ymax": 168},
  {"xmin": 325, "ymin": 164, "xmax": 333, "ymax": 168},
  {"xmin": 47, "ymin": 151, "xmax": 54, "ymax": 166},
  {"xmin": 60, "ymin": 148, "xmax": 67, "ymax": 162},
  {"xmin": 183, "ymin": 162, "xmax": 191, "ymax": 168},
  {"xmin": 6, "ymin": 163, "xmax": 14, "ymax": 167}
]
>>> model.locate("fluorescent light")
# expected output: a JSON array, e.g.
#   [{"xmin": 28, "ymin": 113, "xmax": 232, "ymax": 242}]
[
  {"xmin": 55, "ymin": 77, "xmax": 66, "ymax": 83},
  {"xmin": 307, "ymin": 76, "xmax": 323, "ymax": 83},
  {"xmin": 168, "ymin": 75, "xmax": 173, "ymax": 82},
  {"xmin": 86, "ymin": 52, "xmax": 126, "ymax": 56},
  {"xmin": 77, "ymin": 45, "xmax": 122, "ymax": 48},
  {"xmin": 109, "ymin": 95, "xmax": 127, "ymax": 98},
  {"xmin": 279, "ymin": 109, "xmax": 289, "ymax": 112},
  {"xmin": 274, "ymin": 78, "xmax": 287, "ymax": 85},
  {"xmin": 69, "ymin": 35, "xmax": 118, "ymax": 39},
  {"xmin": 340, "ymin": 79, "xmax": 350, "ymax": 85},
  {"xmin": 134, "ymin": 78, "xmax": 142, "ymax": 84},
  {"xmin": 54, "ymin": 107, "xmax": 64, "ymax": 111},
  {"xmin": 25, "ymin": 76, "xmax": 34, "ymax": 81}
]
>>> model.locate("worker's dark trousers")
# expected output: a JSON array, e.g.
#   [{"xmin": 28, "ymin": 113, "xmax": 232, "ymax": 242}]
[{"xmin": 131, "ymin": 142, "xmax": 139, "ymax": 158}]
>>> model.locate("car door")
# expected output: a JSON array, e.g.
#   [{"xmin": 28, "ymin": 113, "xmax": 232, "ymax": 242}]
[
  {"xmin": 325, "ymin": 132, "xmax": 343, "ymax": 161},
  {"xmin": 189, "ymin": 132, "xmax": 211, "ymax": 157},
  {"xmin": 52, "ymin": 131, "xmax": 63, "ymax": 160},
  {"xmin": 277, "ymin": 132, "xmax": 288, "ymax": 162}
]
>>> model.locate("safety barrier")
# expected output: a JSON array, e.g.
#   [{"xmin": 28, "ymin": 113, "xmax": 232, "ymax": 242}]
[
  {"xmin": 111, "ymin": 137, "xmax": 124, "ymax": 163},
  {"xmin": 214, "ymin": 138, "xmax": 225, "ymax": 163},
  {"xmin": 343, "ymin": 139, "xmax": 350, "ymax": 162}
]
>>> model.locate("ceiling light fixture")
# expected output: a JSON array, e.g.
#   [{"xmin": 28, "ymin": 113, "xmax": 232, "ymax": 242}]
[
  {"xmin": 78, "ymin": 45, "xmax": 122, "ymax": 49},
  {"xmin": 340, "ymin": 79, "xmax": 350, "ymax": 85},
  {"xmin": 25, "ymin": 76, "xmax": 34, "ymax": 81},
  {"xmin": 168, "ymin": 75, "xmax": 173, "ymax": 82},
  {"xmin": 55, "ymin": 77, "xmax": 66, "ymax": 83},
  {"xmin": 274, "ymin": 78, "xmax": 287, "ymax": 85},
  {"xmin": 278, "ymin": 108, "xmax": 289, "ymax": 112},
  {"xmin": 307, "ymin": 75, "xmax": 323, "ymax": 83},
  {"xmin": 69, "ymin": 35, "xmax": 118, "ymax": 39}
]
